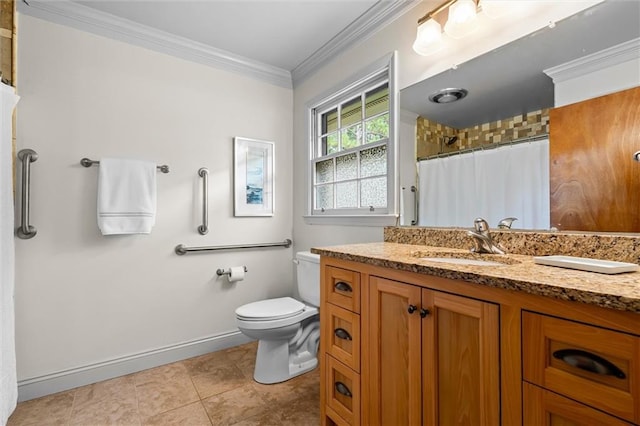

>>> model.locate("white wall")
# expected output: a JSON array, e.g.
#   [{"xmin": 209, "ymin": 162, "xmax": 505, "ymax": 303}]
[
  {"xmin": 292, "ymin": 1, "xmax": 601, "ymax": 252},
  {"xmin": 15, "ymin": 15, "xmax": 293, "ymax": 397}
]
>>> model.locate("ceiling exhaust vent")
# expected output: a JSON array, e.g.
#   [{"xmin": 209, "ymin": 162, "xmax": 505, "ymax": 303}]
[{"xmin": 428, "ymin": 88, "xmax": 468, "ymax": 104}]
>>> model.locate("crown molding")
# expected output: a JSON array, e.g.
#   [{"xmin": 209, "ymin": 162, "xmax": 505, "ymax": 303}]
[
  {"xmin": 17, "ymin": 0, "xmax": 418, "ymax": 90},
  {"xmin": 292, "ymin": 1, "xmax": 420, "ymax": 88},
  {"xmin": 544, "ymin": 37, "xmax": 640, "ymax": 83},
  {"xmin": 17, "ymin": 0, "xmax": 293, "ymax": 88}
]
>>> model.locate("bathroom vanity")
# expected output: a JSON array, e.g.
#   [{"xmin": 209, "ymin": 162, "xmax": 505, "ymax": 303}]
[{"xmin": 313, "ymin": 229, "xmax": 640, "ymax": 426}]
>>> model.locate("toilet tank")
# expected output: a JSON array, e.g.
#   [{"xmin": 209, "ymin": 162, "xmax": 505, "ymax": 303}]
[{"xmin": 295, "ymin": 251, "xmax": 320, "ymax": 307}]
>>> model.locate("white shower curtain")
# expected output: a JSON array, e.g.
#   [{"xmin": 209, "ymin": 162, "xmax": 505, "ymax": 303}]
[
  {"xmin": 418, "ymin": 140, "xmax": 550, "ymax": 229},
  {"xmin": 1, "ymin": 83, "xmax": 19, "ymax": 426}
]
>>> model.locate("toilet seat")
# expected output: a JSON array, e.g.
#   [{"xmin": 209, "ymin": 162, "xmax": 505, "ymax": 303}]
[{"xmin": 236, "ymin": 297, "xmax": 305, "ymax": 321}]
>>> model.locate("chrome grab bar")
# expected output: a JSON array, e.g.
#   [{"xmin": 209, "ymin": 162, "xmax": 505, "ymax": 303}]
[
  {"xmin": 16, "ymin": 149, "xmax": 38, "ymax": 239},
  {"xmin": 198, "ymin": 167, "xmax": 209, "ymax": 235},
  {"xmin": 411, "ymin": 185, "xmax": 419, "ymax": 226},
  {"xmin": 175, "ymin": 239, "xmax": 292, "ymax": 255}
]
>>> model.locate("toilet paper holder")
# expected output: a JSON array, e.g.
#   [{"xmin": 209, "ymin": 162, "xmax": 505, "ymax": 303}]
[{"xmin": 216, "ymin": 266, "xmax": 248, "ymax": 276}]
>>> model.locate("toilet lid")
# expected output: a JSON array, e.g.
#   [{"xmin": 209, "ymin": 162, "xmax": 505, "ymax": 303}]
[{"xmin": 236, "ymin": 297, "xmax": 305, "ymax": 321}]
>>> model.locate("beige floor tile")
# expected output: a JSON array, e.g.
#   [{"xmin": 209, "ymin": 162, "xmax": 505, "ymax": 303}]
[
  {"xmin": 223, "ymin": 341, "xmax": 257, "ymax": 364},
  {"xmin": 277, "ymin": 393, "xmax": 321, "ymax": 426},
  {"xmin": 133, "ymin": 362, "xmax": 200, "ymax": 418},
  {"xmin": 182, "ymin": 350, "xmax": 233, "ymax": 376},
  {"xmin": 7, "ymin": 391, "xmax": 75, "ymax": 426},
  {"xmin": 184, "ymin": 351, "xmax": 250, "ymax": 399},
  {"xmin": 8, "ymin": 342, "xmax": 319, "ymax": 426},
  {"xmin": 252, "ymin": 368, "xmax": 320, "ymax": 407},
  {"xmin": 201, "ymin": 383, "xmax": 270, "ymax": 426},
  {"xmin": 71, "ymin": 375, "xmax": 139, "ymax": 425},
  {"xmin": 141, "ymin": 401, "xmax": 211, "ymax": 426},
  {"xmin": 229, "ymin": 410, "xmax": 284, "ymax": 426}
]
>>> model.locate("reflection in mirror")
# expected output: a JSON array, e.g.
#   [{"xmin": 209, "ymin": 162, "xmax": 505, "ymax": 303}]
[{"xmin": 401, "ymin": 0, "xmax": 640, "ymax": 232}]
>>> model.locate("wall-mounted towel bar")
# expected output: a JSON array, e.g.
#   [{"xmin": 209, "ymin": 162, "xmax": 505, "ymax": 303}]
[
  {"xmin": 80, "ymin": 158, "xmax": 170, "ymax": 173},
  {"xmin": 175, "ymin": 239, "xmax": 292, "ymax": 255},
  {"xmin": 198, "ymin": 168, "xmax": 209, "ymax": 235},
  {"xmin": 16, "ymin": 149, "xmax": 38, "ymax": 239}
]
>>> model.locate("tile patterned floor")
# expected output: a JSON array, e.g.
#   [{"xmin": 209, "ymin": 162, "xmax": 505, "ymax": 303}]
[{"xmin": 8, "ymin": 342, "xmax": 320, "ymax": 426}]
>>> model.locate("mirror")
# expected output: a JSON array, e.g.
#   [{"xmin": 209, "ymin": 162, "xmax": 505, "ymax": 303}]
[{"xmin": 400, "ymin": 0, "xmax": 640, "ymax": 231}]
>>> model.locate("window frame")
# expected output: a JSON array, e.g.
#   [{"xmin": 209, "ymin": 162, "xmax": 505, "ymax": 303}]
[{"xmin": 304, "ymin": 52, "xmax": 398, "ymax": 226}]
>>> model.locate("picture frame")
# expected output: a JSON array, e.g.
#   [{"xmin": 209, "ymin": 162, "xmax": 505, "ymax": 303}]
[{"xmin": 234, "ymin": 137, "xmax": 274, "ymax": 217}]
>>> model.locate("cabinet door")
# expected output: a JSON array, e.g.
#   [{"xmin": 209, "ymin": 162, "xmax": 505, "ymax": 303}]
[
  {"xmin": 367, "ymin": 276, "xmax": 423, "ymax": 425},
  {"xmin": 422, "ymin": 290, "xmax": 500, "ymax": 425}
]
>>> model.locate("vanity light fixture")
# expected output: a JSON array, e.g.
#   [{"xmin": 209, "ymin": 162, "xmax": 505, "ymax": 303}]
[{"xmin": 413, "ymin": 0, "xmax": 516, "ymax": 56}]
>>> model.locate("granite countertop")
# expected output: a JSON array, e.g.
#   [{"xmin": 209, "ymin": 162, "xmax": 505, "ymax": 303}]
[{"xmin": 311, "ymin": 242, "xmax": 640, "ymax": 313}]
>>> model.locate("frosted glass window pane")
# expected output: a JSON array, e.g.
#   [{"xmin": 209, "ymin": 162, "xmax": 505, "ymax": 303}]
[
  {"xmin": 315, "ymin": 159, "xmax": 334, "ymax": 184},
  {"xmin": 336, "ymin": 181, "xmax": 358, "ymax": 208},
  {"xmin": 365, "ymin": 113, "xmax": 389, "ymax": 144},
  {"xmin": 315, "ymin": 184, "xmax": 333, "ymax": 209},
  {"xmin": 341, "ymin": 124, "xmax": 361, "ymax": 150},
  {"xmin": 361, "ymin": 145, "xmax": 387, "ymax": 177},
  {"xmin": 336, "ymin": 153, "xmax": 357, "ymax": 181},
  {"xmin": 322, "ymin": 133, "xmax": 338, "ymax": 155},
  {"xmin": 341, "ymin": 96, "xmax": 362, "ymax": 127},
  {"xmin": 360, "ymin": 177, "xmax": 387, "ymax": 208},
  {"xmin": 321, "ymin": 108, "xmax": 338, "ymax": 133},
  {"xmin": 365, "ymin": 84, "xmax": 389, "ymax": 118}
]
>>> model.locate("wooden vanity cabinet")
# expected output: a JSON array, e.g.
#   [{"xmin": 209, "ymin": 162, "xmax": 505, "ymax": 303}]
[
  {"xmin": 366, "ymin": 276, "xmax": 500, "ymax": 425},
  {"xmin": 319, "ymin": 255, "xmax": 640, "ymax": 426}
]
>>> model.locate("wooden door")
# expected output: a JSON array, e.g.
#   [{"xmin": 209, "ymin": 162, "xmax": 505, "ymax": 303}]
[
  {"xmin": 422, "ymin": 290, "xmax": 500, "ymax": 425},
  {"xmin": 366, "ymin": 276, "xmax": 422, "ymax": 425},
  {"xmin": 549, "ymin": 86, "xmax": 640, "ymax": 232}
]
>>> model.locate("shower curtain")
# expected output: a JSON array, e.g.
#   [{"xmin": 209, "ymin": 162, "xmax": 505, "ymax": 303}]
[
  {"xmin": 418, "ymin": 140, "xmax": 549, "ymax": 229},
  {"xmin": 1, "ymin": 83, "xmax": 19, "ymax": 426}
]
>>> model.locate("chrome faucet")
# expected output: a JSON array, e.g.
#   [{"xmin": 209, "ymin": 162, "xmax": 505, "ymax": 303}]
[
  {"xmin": 497, "ymin": 217, "xmax": 518, "ymax": 229},
  {"xmin": 467, "ymin": 217, "xmax": 505, "ymax": 254}
]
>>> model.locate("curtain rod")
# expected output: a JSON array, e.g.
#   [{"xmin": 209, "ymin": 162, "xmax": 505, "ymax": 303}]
[{"xmin": 417, "ymin": 134, "xmax": 549, "ymax": 162}]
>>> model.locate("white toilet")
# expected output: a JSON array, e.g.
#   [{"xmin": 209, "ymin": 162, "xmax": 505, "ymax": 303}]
[{"xmin": 235, "ymin": 251, "xmax": 320, "ymax": 384}]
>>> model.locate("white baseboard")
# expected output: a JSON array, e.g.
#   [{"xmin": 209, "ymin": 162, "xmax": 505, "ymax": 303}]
[{"xmin": 17, "ymin": 330, "xmax": 253, "ymax": 402}]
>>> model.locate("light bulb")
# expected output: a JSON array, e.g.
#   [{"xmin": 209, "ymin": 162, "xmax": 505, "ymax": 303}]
[
  {"xmin": 444, "ymin": 0, "xmax": 478, "ymax": 39},
  {"xmin": 413, "ymin": 18, "xmax": 443, "ymax": 56}
]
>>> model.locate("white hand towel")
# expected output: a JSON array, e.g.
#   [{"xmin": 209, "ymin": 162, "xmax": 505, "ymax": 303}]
[{"xmin": 97, "ymin": 158, "xmax": 157, "ymax": 235}]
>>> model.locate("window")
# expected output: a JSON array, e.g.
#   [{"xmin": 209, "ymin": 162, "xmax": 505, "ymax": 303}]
[{"xmin": 306, "ymin": 55, "xmax": 396, "ymax": 225}]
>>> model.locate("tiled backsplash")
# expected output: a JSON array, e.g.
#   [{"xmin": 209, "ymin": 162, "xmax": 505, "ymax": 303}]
[
  {"xmin": 384, "ymin": 227, "xmax": 640, "ymax": 264},
  {"xmin": 416, "ymin": 109, "xmax": 550, "ymax": 159}
]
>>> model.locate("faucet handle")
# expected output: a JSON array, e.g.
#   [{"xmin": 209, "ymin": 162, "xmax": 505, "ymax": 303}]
[
  {"xmin": 497, "ymin": 217, "xmax": 518, "ymax": 229},
  {"xmin": 473, "ymin": 217, "xmax": 490, "ymax": 232}
]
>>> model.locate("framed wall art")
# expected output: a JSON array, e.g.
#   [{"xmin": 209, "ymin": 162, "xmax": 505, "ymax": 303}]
[{"xmin": 233, "ymin": 137, "xmax": 274, "ymax": 217}]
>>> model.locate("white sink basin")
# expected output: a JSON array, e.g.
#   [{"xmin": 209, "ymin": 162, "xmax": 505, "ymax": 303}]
[{"xmin": 420, "ymin": 257, "xmax": 505, "ymax": 267}]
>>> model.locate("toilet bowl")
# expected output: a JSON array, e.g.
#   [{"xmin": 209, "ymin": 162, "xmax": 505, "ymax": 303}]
[{"xmin": 235, "ymin": 251, "xmax": 320, "ymax": 384}]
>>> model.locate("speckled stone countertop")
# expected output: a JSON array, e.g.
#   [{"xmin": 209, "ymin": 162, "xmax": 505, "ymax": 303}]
[{"xmin": 311, "ymin": 242, "xmax": 640, "ymax": 314}]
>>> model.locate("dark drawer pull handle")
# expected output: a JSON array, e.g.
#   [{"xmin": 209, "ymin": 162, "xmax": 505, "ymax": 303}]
[
  {"xmin": 334, "ymin": 281, "xmax": 352, "ymax": 293},
  {"xmin": 335, "ymin": 381, "xmax": 352, "ymax": 397},
  {"xmin": 334, "ymin": 328, "xmax": 352, "ymax": 341},
  {"xmin": 552, "ymin": 349, "xmax": 626, "ymax": 379}
]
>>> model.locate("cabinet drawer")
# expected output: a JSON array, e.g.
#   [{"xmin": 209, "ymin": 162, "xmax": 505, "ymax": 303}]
[
  {"xmin": 325, "ymin": 303, "xmax": 361, "ymax": 372},
  {"xmin": 326, "ymin": 355, "xmax": 360, "ymax": 425},
  {"xmin": 524, "ymin": 382, "xmax": 633, "ymax": 425},
  {"xmin": 523, "ymin": 311, "xmax": 640, "ymax": 423},
  {"xmin": 325, "ymin": 266, "xmax": 360, "ymax": 313}
]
